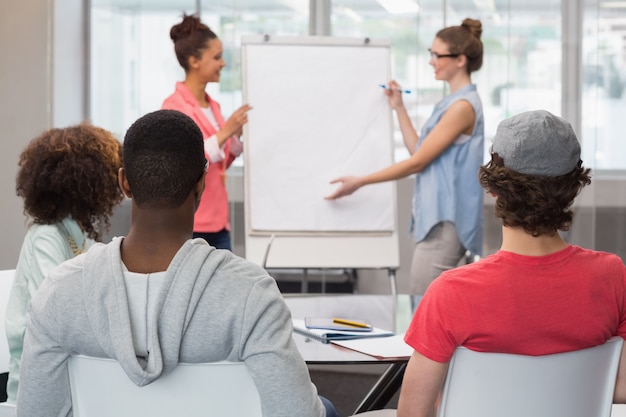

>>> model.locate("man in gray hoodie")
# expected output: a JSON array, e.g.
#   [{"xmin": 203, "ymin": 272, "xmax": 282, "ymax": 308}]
[{"xmin": 17, "ymin": 109, "xmax": 337, "ymax": 417}]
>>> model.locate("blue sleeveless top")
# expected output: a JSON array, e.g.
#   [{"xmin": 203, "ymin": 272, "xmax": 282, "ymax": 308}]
[{"xmin": 411, "ymin": 84, "xmax": 484, "ymax": 255}]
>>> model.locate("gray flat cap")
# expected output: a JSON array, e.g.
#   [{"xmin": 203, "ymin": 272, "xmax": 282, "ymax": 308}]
[{"xmin": 491, "ymin": 110, "xmax": 581, "ymax": 176}]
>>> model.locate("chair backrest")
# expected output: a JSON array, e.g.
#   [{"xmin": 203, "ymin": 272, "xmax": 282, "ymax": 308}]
[
  {"xmin": 437, "ymin": 336, "xmax": 624, "ymax": 417},
  {"xmin": 0, "ymin": 270, "xmax": 16, "ymax": 374},
  {"xmin": 0, "ymin": 403, "xmax": 16, "ymax": 417},
  {"xmin": 68, "ymin": 355, "xmax": 262, "ymax": 417}
]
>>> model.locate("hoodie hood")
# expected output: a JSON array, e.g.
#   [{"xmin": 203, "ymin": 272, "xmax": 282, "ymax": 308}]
[{"xmin": 81, "ymin": 237, "xmax": 226, "ymax": 386}]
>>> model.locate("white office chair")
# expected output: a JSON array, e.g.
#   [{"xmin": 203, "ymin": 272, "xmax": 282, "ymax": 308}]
[
  {"xmin": 614, "ymin": 404, "xmax": 626, "ymax": 417},
  {"xmin": 0, "ymin": 270, "xmax": 16, "ymax": 408},
  {"xmin": 437, "ymin": 336, "xmax": 624, "ymax": 417},
  {"xmin": 0, "ymin": 270, "xmax": 16, "ymax": 375},
  {"xmin": 68, "ymin": 355, "xmax": 262, "ymax": 417},
  {"xmin": 0, "ymin": 403, "xmax": 15, "ymax": 417},
  {"xmin": 351, "ymin": 337, "xmax": 624, "ymax": 417}
]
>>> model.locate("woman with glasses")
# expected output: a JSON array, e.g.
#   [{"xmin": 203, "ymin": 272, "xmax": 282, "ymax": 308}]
[{"xmin": 326, "ymin": 18, "xmax": 484, "ymax": 300}]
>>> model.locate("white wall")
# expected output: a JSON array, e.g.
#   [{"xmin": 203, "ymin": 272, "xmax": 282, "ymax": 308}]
[
  {"xmin": 53, "ymin": 0, "xmax": 86, "ymax": 127},
  {"xmin": 0, "ymin": 0, "xmax": 85, "ymax": 269}
]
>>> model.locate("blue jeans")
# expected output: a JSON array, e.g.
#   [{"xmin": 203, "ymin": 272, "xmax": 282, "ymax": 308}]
[
  {"xmin": 193, "ymin": 229, "xmax": 232, "ymax": 251},
  {"xmin": 320, "ymin": 395, "xmax": 339, "ymax": 417}
]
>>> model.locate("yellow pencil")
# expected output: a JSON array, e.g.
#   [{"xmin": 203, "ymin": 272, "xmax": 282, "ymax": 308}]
[{"xmin": 332, "ymin": 318, "xmax": 371, "ymax": 328}]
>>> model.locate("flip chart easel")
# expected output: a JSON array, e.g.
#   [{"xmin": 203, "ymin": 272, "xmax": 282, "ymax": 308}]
[{"xmin": 241, "ymin": 35, "xmax": 400, "ymax": 293}]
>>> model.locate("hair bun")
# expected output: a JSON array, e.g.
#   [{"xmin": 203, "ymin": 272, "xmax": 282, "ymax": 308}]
[
  {"xmin": 461, "ymin": 18, "xmax": 482, "ymax": 39},
  {"xmin": 170, "ymin": 14, "xmax": 201, "ymax": 42}
]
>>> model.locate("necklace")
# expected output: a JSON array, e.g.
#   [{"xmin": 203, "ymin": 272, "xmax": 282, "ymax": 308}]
[
  {"xmin": 58, "ymin": 221, "xmax": 85, "ymax": 257},
  {"xmin": 68, "ymin": 235, "xmax": 85, "ymax": 257}
]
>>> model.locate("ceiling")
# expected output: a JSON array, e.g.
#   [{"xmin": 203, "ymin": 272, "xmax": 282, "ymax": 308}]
[{"xmin": 90, "ymin": 0, "xmax": 563, "ymax": 15}]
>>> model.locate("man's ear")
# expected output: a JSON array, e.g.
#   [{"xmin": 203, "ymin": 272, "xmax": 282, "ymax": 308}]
[
  {"xmin": 194, "ymin": 173, "xmax": 206, "ymax": 209},
  {"xmin": 118, "ymin": 167, "xmax": 132, "ymax": 198}
]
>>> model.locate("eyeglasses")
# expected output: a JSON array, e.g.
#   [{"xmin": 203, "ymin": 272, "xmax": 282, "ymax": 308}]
[{"xmin": 428, "ymin": 48, "xmax": 460, "ymax": 61}]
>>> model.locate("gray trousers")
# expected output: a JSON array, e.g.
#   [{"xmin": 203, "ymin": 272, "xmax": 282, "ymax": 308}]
[{"xmin": 410, "ymin": 221, "xmax": 467, "ymax": 297}]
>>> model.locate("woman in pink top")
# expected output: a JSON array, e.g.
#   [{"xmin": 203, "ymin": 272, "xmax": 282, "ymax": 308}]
[{"xmin": 162, "ymin": 13, "xmax": 251, "ymax": 250}]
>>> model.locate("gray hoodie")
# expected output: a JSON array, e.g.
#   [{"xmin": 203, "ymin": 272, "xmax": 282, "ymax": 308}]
[{"xmin": 17, "ymin": 237, "xmax": 325, "ymax": 417}]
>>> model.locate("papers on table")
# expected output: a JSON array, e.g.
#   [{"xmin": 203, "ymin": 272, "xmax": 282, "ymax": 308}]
[{"xmin": 330, "ymin": 334, "xmax": 414, "ymax": 360}]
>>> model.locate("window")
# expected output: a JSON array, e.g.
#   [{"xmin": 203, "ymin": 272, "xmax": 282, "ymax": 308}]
[
  {"xmin": 332, "ymin": 1, "xmax": 562, "ymax": 163},
  {"xmin": 90, "ymin": 0, "xmax": 626, "ymax": 172},
  {"xmin": 90, "ymin": 0, "xmax": 308, "ymax": 142},
  {"xmin": 582, "ymin": 0, "xmax": 626, "ymax": 171}
]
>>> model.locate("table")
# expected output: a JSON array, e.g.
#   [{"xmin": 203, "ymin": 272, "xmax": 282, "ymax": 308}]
[
  {"xmin": 292, "ymin": 332, "xmax": 408, "ymax": 413},
  {"xmin": 285, "ymin": 294, "xmax": 413, "ymax": 414}
]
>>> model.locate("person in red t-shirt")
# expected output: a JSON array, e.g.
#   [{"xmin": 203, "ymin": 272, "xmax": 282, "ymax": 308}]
[{"xmin": 398, "ymin": 110, "xmax": 626, "ymax": 417}]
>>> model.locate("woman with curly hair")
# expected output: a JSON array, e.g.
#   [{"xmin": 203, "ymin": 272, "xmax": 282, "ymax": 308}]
[
  {"xmin": 5, "ymin": 123, "xmax": 124, "ymax": 403},
  {"xmin": 397, "ymin": 110, "xmax": 626, "ymax": 416}
]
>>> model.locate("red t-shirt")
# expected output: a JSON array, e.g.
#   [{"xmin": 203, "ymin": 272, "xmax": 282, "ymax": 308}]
[{"xmin": 405, "ymin": 245, "xmax": 626, "ymax": 363}]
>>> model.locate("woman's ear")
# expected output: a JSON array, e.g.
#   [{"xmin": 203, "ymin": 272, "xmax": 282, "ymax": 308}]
[
  {"xmin": 188, "ymin": 54, "xmax": 199, "ymax": 70},
  {"xmin": 457, "ymin": 54, "xmax": 468, "ymax": 70},
  {"xmin": 118, "ymin": 167, "xmax": 132, "ymax": 198}
]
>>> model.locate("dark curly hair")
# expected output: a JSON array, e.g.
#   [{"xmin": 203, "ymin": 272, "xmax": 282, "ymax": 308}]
[
  {"xmin": 479, "ymin": 159, "xmax": 591, "ymax": 236},
  {"xmin": 437, "ymin": 18, "xmax": 483, "ymax": 74},
  {"xmin": 170, "ymin": 13, "xmax": 218, "ymax": 72},
  {"xmin": 16, "ymin": 124, "xmax": 124, "ymax": 241}
]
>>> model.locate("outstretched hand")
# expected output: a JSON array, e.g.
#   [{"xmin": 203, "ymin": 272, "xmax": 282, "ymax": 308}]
[
  {"xmin": 223, "ymin": 104, "xmax": 252, "ymax": 138},
  {"xmin": 325, "ymin": 176, "xmax": 362, "ymax": 200}
]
